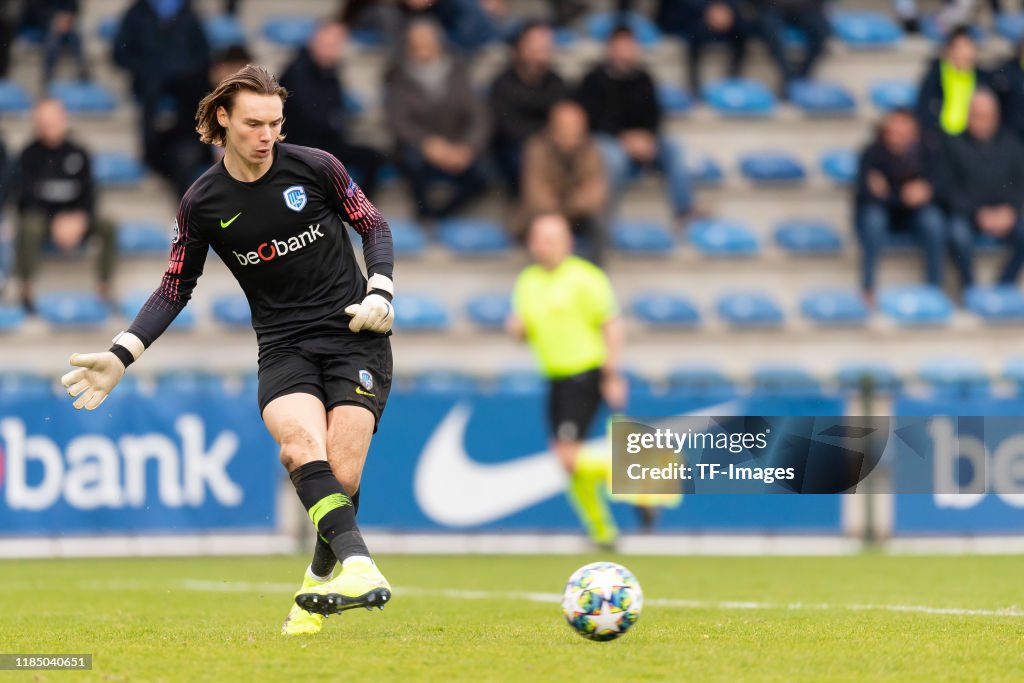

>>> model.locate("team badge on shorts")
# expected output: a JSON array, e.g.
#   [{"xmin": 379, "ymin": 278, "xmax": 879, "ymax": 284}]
[
  {"xmin": 283, "ymin": 185, "xmax": 307, "ymax": 212},
  {"xmin": 358, "ymin": 369, "xmax": 374, "ymax": 391}
]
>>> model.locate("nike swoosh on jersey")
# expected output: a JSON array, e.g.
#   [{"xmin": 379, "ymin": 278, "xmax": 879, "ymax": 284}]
[
  {"xmin": 220, "ymin": 212, "xmax": 242, "ymax": 228},
  {"xmin": 413, "ymin": 399, "xmax": 741, "ymax": 527},
  {"xmin": 355, "ymin": 386, "xmax": 376, "ymax": 397}
]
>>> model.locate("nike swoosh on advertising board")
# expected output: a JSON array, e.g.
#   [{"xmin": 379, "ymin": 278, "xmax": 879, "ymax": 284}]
[{"xmin": 413, "ymin": 400, "xmax": 742, "ymax": 527}]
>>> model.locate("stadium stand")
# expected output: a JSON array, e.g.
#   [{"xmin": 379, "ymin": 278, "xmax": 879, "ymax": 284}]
[{"xmin": 4, "ymin": 0, "xmax": 1024, "ymax": 396}]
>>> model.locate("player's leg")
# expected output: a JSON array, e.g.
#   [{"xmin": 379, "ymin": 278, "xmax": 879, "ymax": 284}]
[
  {"xmin": 551, "ymin": 370, "xmax": 618, "ymax": 547},
  {"xmin": 292, "ymin": 335, "xmax": 394, "ymax": 616},
  {"xmin": 294, "ymin": 405, "xmax": 391, "ymax": 615}
]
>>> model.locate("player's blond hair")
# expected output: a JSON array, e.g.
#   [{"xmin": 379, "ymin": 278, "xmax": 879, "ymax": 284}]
[{"xmin": 195, "ymin": 64, "xmax": 288, "ymax": 147}]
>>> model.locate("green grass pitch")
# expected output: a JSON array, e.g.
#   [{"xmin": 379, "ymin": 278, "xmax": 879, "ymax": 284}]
[{"xmin": 1, "ymin": 554, "xmax": 1022, "ymax": 682}]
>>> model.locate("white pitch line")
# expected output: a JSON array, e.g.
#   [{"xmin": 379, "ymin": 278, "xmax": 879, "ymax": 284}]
[{"xmin": 176, "ymin": 581, "xmax": 1024, "ymax": 618}]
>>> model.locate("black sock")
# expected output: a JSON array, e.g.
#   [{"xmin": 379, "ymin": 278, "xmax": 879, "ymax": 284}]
[
  {"xmin": 310, "ymin": 535, "xmax": 337, "ymax": 579},
  {"xmin": 290, "ymin": 461, "xmax": 369, "ymax": 564},
  {"xmin": 308, "ymin": 487, "xmax": 361, "ymax": 578}
]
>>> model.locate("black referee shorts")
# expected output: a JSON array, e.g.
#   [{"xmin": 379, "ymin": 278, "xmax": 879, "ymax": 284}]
[
  {"xmin": 547, "ymin": 367, "xmax": 603, "ymax": 442},
  {"xmin": 257, "ymin": 333, "xmax": 393, "ymax": 430}
]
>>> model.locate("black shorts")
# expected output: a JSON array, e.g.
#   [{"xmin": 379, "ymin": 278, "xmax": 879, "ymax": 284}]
[
  {"xmin": 547, "ymin": 368, "xmax": 603, "ymax": 442},
  {"xmin": 257, "ymin": 333, "xmax": 393, "ymax": 430}
]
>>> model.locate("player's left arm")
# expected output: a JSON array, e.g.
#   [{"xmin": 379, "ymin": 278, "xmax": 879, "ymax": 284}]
[{"xmin": 311, "ymin": 149, "xmax": 395, "ymax": 333}]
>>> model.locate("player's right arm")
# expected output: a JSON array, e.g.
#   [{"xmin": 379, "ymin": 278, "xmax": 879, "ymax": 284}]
[{"xmin": 60, "ymin": 190, "xmax": 210, "ymax": 410}]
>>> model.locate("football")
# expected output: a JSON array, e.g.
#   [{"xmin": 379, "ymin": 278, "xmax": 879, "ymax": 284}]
[{"xmin": 560, "ymin": 561, "xmax": 643, "ymax": 641}]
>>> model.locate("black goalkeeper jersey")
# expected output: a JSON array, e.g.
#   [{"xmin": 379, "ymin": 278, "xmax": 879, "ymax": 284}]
[{"xmin": 127, "ymin": 143, "xmax": 394, "ymax": 351}]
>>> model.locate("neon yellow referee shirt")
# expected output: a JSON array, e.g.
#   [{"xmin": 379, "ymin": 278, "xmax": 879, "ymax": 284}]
[{"xmin": 512, "ymin": 255, "xmax": 619, "ymax": 379}]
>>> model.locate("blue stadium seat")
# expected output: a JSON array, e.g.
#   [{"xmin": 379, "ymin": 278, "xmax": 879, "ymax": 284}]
[
  {"xmin": 393, "ymin": 293, "xmax": 450, "ymax": 332},
  {"xmin": 120, "ymin": 291, "xmax": 196, "ymax": 331},
  {"xmin": 740, "ymin": 151, "xmax": 806, "ymax": 183},
  {"xmin": 836, "ymin": 361, "xmax": 901, "ymax": 393},
  {"xmin": 211, "ymin": 294, "xmax": 251, "ymax": 328},
  {"xmin": 96, "ymin": 16, "xmax": 119, "ymax": 41},
  {"xmin": 465, "ymin": 292, "xmax": 511, "ymax": 331},
  {"xmin": 410, "ymin": 370, "xmax": 479, "ymax": 395},
  {"xmin": 658, "ymin": 84, "xmax": 693, "ymax": 114},
  {"xmin": 343, "ymin": 89, "xmax": 365, "ymax": 116},
  {"xmin": 996, "ymin": 11, "xmax": 1024, "ymax": 42},
  {"xmin": 611, "ymin": 219, "xmax": 675, "ymax": 255},
  {"xmin": 920, "ymin": 15, "xmax": 984, "ymax": 43},
  {"xmin": 0, "ymin": 304, "xmax": 26, "ymax": 333},
  {"xmin": 687, "ymin": 151, "xmax": 725, "ymax": 184},
  {"xmin": 716, "ymin": 292, "xmax": 784, "ymax": 327},
  {"xmin": 494, "ymin": 369, "xmax": 544, "ymax": 396},
  {"xmin": 586, "ymin": 11, "xmax": 661, "ymax": 45},
  {"xmin": 689, "ymin": 218, "xmax": 759, "ymax": 257},
  {"xmin": 820, "ymin": 148, "xmax": 858, "ymax": 184},
  {"xmin": 48, "ymin": 81, "xmax": 116, "ymax": 114},
  {"xmin": 388, "ymin": 219, "xmax": 428, "ymax": 257},
  {"xmin": 0, "ymin": 79, "xmax": 32, "ymax": 112},
  {"xmin": 623, "ymin": 369, "xmax": 657, "ymax": 397},
  {"xmin": 262, "ymin": 16, "xmax": 317, "ymax": 47},
  {"xmin": 117, "ymin": 221, "xmax": 169, "ymax": 256},
  {"xmin": 751, "ymin": 364, "xmax": 822, "ymax": 395},
  {"xmin": 701, "ymin": 78, "xmax": 777, "ymax": 116},
  {"xmin": 869, "ymin": 79, "xmax": 918, "ymax": 111},
  {"xmin": 154, "ymin": 370, "xmax": 227, "ymax": 394},
  {"xmin": 800, "ymin": 289, "xmax": 869, "ymax": 326},
  {"xmin": 918, "ymin": 357, "xmax": 990, "ymax": 398},
  {"xmin": 632, "ymin": 292, "xmax": 700, "ymax": 328},
  {"xmin": 205, "ymin": 14, "xmax": 246, "ymax": 49},
  {"xmin": 878, "ymin": 285, "xmax": 953, "ymax": 325},
  {"xmin": 830, "ymin": 11, "xmax": 903, "ymax": 49},
  {"xmin": 786, "ymin": 80, "xmax": 857, "ymax": 116},
  {"xmin": 665, "ymin": 365, "xmax": 737, "ymax": 398},
  {"xmin": 36, "ymin": 291, "xmax": 110, "ymax": 328},
  {"xmin": 0, "ymin": 372, "xmax": 52, "ymax": 398},
  {"xmin": 93, "ymin": 152, "xmax": 145, "ymax": 187},
  {"xmin": 965, "ymin": 285, "xmax": 1024, "ymax": 322},
  {"xmin": 773, "ymin": 219, "xmax": 843, "ymax": 254},
  {"xmin": 1003, "ymin": 357, "xmax": 1024, "ymax": 387},
  {"xmin": 438, "ymin": 218, "xmax": 510, "ymax": 256},
  {"xmin": 783, "ymin": 25, "xmax": 808, "ymax": 48}
]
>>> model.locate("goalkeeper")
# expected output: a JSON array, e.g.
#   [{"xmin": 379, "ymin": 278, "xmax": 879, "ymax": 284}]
[
  {"xmin": 507, "ymin": 212, "xmax": 626, "ymax": 547},
  {"xmin": 59, "ymin": 65, "xmax": 394, "ymax": 636}
]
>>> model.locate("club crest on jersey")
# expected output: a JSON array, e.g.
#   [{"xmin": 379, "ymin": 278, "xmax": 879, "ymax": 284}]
[
  {"xmin": 171, "ymin": 218, "xmax": 180, "ymax": 244},
  {"xmin": 283, "ymin": 185, "xmax": 307, "ymax": 212},
  {"xmin": 358, "ymin": 370, "xmax": 373, "ymax": 391}
]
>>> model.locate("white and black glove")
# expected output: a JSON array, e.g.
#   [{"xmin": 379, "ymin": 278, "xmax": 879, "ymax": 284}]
[
  {"xmin": 345, "ymin": 273, "xmax": 395, "ymax": 334},
  {"xmin": 60, "ymin": 331, "xmax": 145, "ymax": 410}
]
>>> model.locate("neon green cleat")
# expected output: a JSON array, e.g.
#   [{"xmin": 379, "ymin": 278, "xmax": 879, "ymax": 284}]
[
  {"xmin": 281, "ymin": 571, "xmax": 330, "ymax": 635},
  {"xmin": 294, "ymin": 557, "xmax": 392, "ymax": 617}
]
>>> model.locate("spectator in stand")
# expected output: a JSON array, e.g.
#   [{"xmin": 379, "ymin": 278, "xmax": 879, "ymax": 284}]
[
  {"xmin": 385, "ymin": 18, "xmax": 489, "ymax": 221},
  {"xmin": 991, "ymin": 37, "xmax": 1024, "ymax": 142},
  {"xmin": 577, "ymin": 24, "xmax": 695, "ymax": 227},
  {"xmin": 280, "ymin": 20, "xmax": 387, "ymax": 199},
  {"xmin": 619, "ymin": 0, "xmax": 750, "ymax": 95},
  {"xmin": 939, "ymin": 90, "xmax": 1024, "ymax": 289},
  {"xmin": 113, "ymin": 0, "xmax": 210, "ymax": 177},
  {"xmin": 518, "ymin": 100, "xmax": 608, "ymax": 263},
  {"xmin": 38, "ymin": 0, "xmax": 89, "ymax": 84},
  {"xmin": 343, "ymin": 0, "xmax": 506, "ymax": 53},
  {"xmin": 754, "ymin": 0, "xmax": 830, "ymax": 96},
  {"xmin": 489, "ymin": 20, "xmax": 569, "ymax": 197},
  {"xmin": 11, "ymin": 99, "xmax": 115, "ymax": 313},
  {"xmin": 915, "ymin": 26, "xmax": 987, "ymax": 150},
  {"xmin": 854, "ymin": 108, "xmax": 946, "ymax": 305},
  {"xmin": 209, "ymin": 43, "xmax": 253, "ymax": 87}
]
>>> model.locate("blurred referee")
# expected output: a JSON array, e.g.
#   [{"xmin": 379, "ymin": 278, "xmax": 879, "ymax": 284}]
[
  {"xmin": 59, "ymin": 65, "xmax": 395, "ymax": 635},
  {"xmin": 507, "ymin": 212, "xmax": 626, "ymax": 547}
]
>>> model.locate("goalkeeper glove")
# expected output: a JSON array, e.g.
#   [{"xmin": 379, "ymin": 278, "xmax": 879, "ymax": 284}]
[
  {"xmin": 60, "ymin": 331, "xmax": 145, "ymax": 410},
  {"xmin": 345, "ymin": 273, "xmax": 394, "ymax": 334}
]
